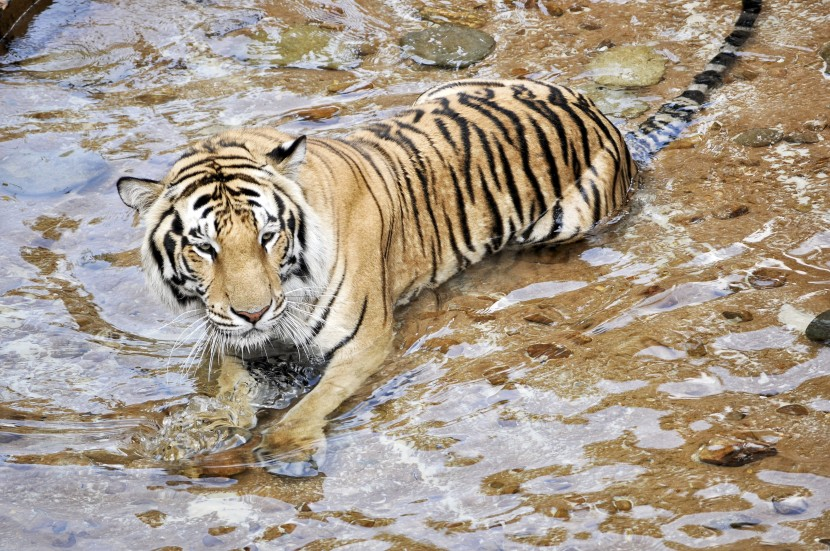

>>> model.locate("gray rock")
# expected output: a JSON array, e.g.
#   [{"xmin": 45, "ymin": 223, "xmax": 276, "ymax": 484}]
[
  {"xmin": 806, "ymin": 310, "xmax": 830, "ymax": 344},
  {"xmin": 401, "ymin": 24, "xmax": 495, "ymax": 69},
  {"xmin": 784, "ymin": 131, "xmax": 820, "ymax": 144},
  {"xmin": 733, "ymin": 128, "xmax": 783, "ymax": 147}
]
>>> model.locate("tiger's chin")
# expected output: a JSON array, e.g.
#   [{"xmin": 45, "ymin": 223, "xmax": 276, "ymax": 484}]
[
  {"xmin": 225, "ymin": 329, "xmax": 274, "ymax": 352},
  {"xmin": 209, "ymin": 320, "xmax": 304, "ymax": 355}
]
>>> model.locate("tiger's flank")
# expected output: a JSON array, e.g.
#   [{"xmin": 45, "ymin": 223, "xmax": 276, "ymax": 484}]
[{"xmin": 118, "ymin": 0, "xmax": 762, "ymax": 476}]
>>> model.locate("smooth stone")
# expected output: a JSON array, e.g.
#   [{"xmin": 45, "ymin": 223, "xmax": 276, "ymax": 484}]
[
  {"xmin": 772, "ymin": 496, "xmax": 808, "ymax": 515},
  {"xmin": 806, "ymin": 310, "xmax": 830, "ymax": 344},
  {"xmin": 776, "ymin": 404, "xmax": 809, "ymax": 416},
  {"xmin": 231, "ymin": 24, "xmax": 361, "ymax": 69},
  {"xmin": 713, "ymin": 204, "xmax": 750, "ymax": 219},
  {"xmin": 695, "ymin": 436, "xmax": 777, "ymax": 467},
  {"xmin": 401, "ymin": 25, "xmax": 495, "ymax": 69},
  {"xmin": 702, "ymin": 513, "xmax": 762, "ymax": 530},
  {"xmin": 784, "ymin": 131, "xmax": 820, "ymax": 144},
  {"xmin": 748, "ymin": 268, "xmax": 788, "ymax": 289},
  {"xmin": 580, "ymin": 83, "xmax": 650, "ymax": 118},
  {"xmin": 722, "ymin": 310, "xmax": 753, "ymax": 322},
  {"xmin": 733, "ymin": 128, "xmax": 783, "ymax": 147},
  {"xmin": 588, "ymin": 45, "xmax": 666, "ymax": 88}
]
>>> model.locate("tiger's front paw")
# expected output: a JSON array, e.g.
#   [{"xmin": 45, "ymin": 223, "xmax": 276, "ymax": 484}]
[{"xmin": 254, "ymin": 421, "xmax": 327, "ymax": 477}]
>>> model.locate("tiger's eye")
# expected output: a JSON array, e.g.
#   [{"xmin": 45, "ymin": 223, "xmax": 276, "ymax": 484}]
[
  {"xmin": 194, "ymin": 242, "xmax": 213, "ymax": 253},
  {"xmin": 261, "ymin": 232, "xmax": 276, "ymax": 244}
]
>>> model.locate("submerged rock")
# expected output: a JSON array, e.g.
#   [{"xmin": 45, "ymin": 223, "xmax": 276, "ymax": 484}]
[
  {"xmin": 772, "ymin": 496, "xmax": 809, "ymax": 515},
  {"xmin": 226, "ymin": 24, "xmax": 360, "ymax": 69},
  {"xmin": 580, "ymin": 83, "xmax": 650, "ymax": 118},
  {"xmin": 702, "ymin": 513, "xmax": 762, "ymax": 530},
  {"xmin": 401, "ymin": 24, "xmax": 495, "ymax": 69},
  {"xmin": 713, "ymin": 204, "xmax": 749, "ymax": 220},
  {"xmin": 748, "ymin": 268, "xmax": 788, "ymax": 289},
  {"xmin": 722, "ymin": 310, "xmax": 753, "ymax": 322},
  {"xmin": 806, "ymin": 310, "xmax": 830, "ymax": 344},
  {"xmin": 777, "ymin": 404, "xmax": 809, "ymax": 416},
  {"xmin": 733, "ymin": 128, "xmax": 783, "ymax": 147},
  {"xmin": 588, "ymin": 46, "xmax": 666, "ymax": 88},
  {"xmin": 784, "ymin": 131, "xmax": 820, "ymax": 144},
  {"xmin": 694, "ymin": 435, "xmax": 777, "ymax": 467}
]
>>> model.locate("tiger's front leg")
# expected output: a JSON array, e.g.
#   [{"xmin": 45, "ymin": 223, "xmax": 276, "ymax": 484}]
[{"xmin": 253, "ymin": 324, "xmax": 393, "ymax": 477}]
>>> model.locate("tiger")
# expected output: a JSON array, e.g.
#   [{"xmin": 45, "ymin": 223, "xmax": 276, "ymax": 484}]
[{"xmin": 118, "ymin": 0, "xmax": 762, "ymax": 476}]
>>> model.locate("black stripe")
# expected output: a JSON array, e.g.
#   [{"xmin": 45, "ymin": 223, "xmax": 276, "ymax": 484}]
[
  {"xmin": 323, "ymin": 297, "xmax": 369, "ymax": 364},
  {"xmin": 193, "ymin": 193, "xmax": 212, "ymax": 210}
]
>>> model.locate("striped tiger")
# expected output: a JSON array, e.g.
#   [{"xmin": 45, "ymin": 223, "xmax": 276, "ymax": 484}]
[{"xmin": 118, "ymin": 0, "xmax": 762, "ymax": 476}]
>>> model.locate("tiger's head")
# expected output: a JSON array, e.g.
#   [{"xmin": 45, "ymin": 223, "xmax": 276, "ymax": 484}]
[{"xmin": 117, "ymin": 129, "xmax": 330, "ymax": 351}]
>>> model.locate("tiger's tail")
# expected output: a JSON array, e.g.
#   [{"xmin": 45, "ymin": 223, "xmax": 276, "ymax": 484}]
[{"xmin": 624, "ymin": 0, "xmax": 762, "ymax": 165}]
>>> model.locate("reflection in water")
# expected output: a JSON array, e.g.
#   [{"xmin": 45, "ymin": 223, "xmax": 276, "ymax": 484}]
[{"xmin": 1, "ymin": 0, "xmax": 829, "ymax": 548}]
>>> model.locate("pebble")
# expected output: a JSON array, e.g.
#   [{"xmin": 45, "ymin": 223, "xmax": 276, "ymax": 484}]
[
  {"xmin": 588, "ymin": 46, "xmax": 666, "ymax": 87},
  {"xmin": 776, "ymin": 404, "xmax": 809, "ymax": 416},
  {"xmin": 733, "ymin": 128, "xmax": 783, "ymax": 147},
  {"xmin": 722, "ymin": 310, "xmax": 753, "ymax": 322},
  {"xmin": 136, "ymin": 510, "xmax": 167, "ymax": 528},
  {"xmin": 579, "ymin": 16, "xmax": 603, "ymax": 30},
  {"xmin": 702, "ymin": 513, "xmax": 761, "ymax": 530},
  {"xmin": 611, "ymin": 497, "xmax": 633, "ymax": 512},
  {"xmin": 713, "ymin": 204, "xmax": 749, "ymax": 220},
  {"xmin": 526, "ymin": 343, "xmax": 572, "ymax": 360},
  {"xmin": 425, "ymin": 337, "xmax": 461, "ymax": 353},
  {"xmin": 772, "ymin": 496, "xmax": 808, "ymax": 515},
  {"xmin": 695, "ymin": 436, "xmax": 777, "ymax": 467},
  {"xmin": 747, "ymin": 268, "xmax": 788, "ymax": 289},
  {"xmin": 296, "ymin": 106, "xmax": 339, "ymax": 121},
  {"xmin": 482, "ymin": 365, "xmax": 510, "ymax": 386},
  {"xmin": 784, "ymin": 131, "xmax": 820, "ymax": 144},
  {"xmin": 806, "ymin": 310, "xmax": 830, "ymax": 344},
  {"xmin": 524, "ymin": 313, "xmax": 555, "ymax": 325},
  {"xmin": 208, "ymin": 526, "xmax": 236, "ymax": 536},
  {"xmin": 401, "ymin": 25, "xmax": 495, "ymax": 69},
  {"xmin": 641, "ymin": 284, "xmax": 665, "ymax": 297}
]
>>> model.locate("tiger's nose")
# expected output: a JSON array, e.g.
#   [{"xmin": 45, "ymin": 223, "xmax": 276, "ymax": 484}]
[{"xmin": 232, "ymin": 303, "xmax": 271, "ymax": 324}]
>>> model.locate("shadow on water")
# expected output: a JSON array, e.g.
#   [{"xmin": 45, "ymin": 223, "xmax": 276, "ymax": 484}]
[{"xmin": 1, "ymin": 0, "xmax": 829, "ymax": 548}]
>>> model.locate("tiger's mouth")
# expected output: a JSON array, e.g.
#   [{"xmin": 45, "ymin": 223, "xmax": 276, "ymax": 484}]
[{"xmin": 203, "ymin": 299, "xmax": 289, "ymax": 350}]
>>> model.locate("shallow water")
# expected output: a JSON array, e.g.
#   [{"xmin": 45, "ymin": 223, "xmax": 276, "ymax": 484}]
[{"xmin": 1, "ymin": 0, "xmax": 829, "ymax": 549}]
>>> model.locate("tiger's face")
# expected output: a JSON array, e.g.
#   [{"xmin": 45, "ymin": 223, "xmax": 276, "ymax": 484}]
[{"xmin": 118, "ymin": 130, "xmax": 327, "ymax": 350}]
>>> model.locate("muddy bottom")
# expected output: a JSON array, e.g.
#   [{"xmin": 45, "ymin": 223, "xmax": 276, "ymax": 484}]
[{"xmin": 1, "ymin": 0, "xmax": 829, "ymax": 549}]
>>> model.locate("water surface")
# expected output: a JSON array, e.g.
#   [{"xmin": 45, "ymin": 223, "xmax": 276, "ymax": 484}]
[{"xmin": 1, "ymin": 0, "xmax": 829, "ymax": 548}]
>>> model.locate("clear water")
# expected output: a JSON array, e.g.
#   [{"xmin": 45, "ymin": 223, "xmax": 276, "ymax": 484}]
[{"xmin": 1, "ymin": 0, "xmax": 829, "ymax": 549}]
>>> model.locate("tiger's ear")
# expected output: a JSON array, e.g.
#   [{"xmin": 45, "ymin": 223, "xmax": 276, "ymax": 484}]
[
  {"xmin": 117, "ymin": 176, "xmax": 162, "ymax": 215},
  {"xmin": 266, "ymin": 136, "xmax": 307, "ymax": 181}
]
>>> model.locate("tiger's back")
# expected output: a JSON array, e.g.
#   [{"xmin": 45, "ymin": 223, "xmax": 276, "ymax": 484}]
[{"xmin": 338, "ymin": 79, "xmax": 635, "ymax": 303}]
